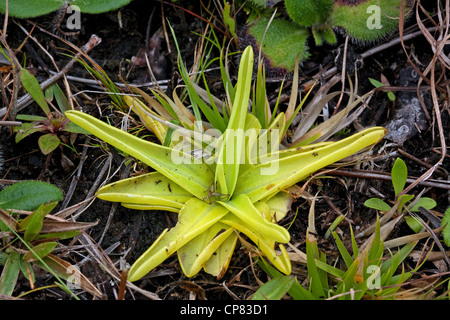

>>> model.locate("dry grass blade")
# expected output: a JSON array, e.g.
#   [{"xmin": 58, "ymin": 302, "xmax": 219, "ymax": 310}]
[
  {"xmin": 398, "ymin": 0, "xmax": 448, "ymax": 196},
  {"xmin": 290, "ymin": 75, "xmax": 340, "ymax": 142},
  {"xmin": 412, "ymin": 209, "xmax": 450, "ymax": 268}
]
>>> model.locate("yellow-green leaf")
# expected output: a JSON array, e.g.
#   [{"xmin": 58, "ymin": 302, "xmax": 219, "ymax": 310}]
[
  {"xmin": 127, "ymin": 198, "xmax": 229, "ymax": 281},
  {"xmin": 65, "ymin": 110, "xmax": 214, "ymax": 200},
  {"xmin": 221, "ymin": 212, "xmax": 291, "ymax": 275},
  {"xmin": 234, "ymin": 127, "xmax": 386, "ymax": 202},
  {"xmin": 177, "ymin": 222, "xmax": 235, "ymax": 277},
  {"xmin": 96, "ymin": 172, "xmax": 192, "ymax": 210},
  {"xmin": 219, "ymin": 194, "xmax": 290, "ymax": 243},
  {"xmin": 215, "ymin": 46, "xmax": 254, "ymax": 197}
]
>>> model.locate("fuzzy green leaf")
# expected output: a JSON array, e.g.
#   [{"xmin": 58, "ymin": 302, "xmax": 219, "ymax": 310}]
[
  {"xmin": 0, "ymin": 0, "xmax": 63, "ymax": 18},
  {"xmin": 71, "ymin": 0, "xmax": 131, "ymax": 14},
  {"xmin": 247, "ymin": 17, "xmax": 310, "ymax": 73},
  {"xmin": 285, "ymin": 0, "xmax": 333, "ymax": 26},
  {"xmin": 330, "ymin": 0, "xmax": 411, "ymax": 41}
]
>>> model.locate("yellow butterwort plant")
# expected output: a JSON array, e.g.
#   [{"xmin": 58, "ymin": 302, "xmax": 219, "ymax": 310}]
[{"xmin": 65, "ymin": 46, "xmax": 386, "ymax": 281}]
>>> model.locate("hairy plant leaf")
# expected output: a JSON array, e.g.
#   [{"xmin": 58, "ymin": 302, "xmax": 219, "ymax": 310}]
[
  {"xmin": 0, "ymin": 0, "xmax": 63, "ymax": 18},
  {"xmin": 0, "ymin": 181, "xmax": 62, "ymax": 211},
  {"xmin": 247, "ymin": 17, "xmax": 310, "ymax": 73},
  {"xmin": 71, "ymin": 0, "xmax": 131, "ymax": 14}
]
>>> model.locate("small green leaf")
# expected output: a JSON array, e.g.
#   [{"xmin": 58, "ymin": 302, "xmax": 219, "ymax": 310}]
[
  {"xmin": 410, "ymin": 197, "xmax": 437, "ymax": 212},
  {"xmin": 0, "ymin": 251, "xmax": 20, "ymax": 296},
  {"xmin": 391, "ymin": 158, "xmax": 408, "ymax": 197},
  {"xmin": 19, "ymin": 256, "xmax": 35, "ymax": 284},
  {"xmin": 0, "ymin": 181, "xmax": 63, "ymax": 211},
  {"xmin": 223, "ymin": 3, "xmax": 236, "ymax": 39},
  {"xmin": 20, "ymin": 204, "xmax": 47, "ymax": 242},
  {"xmin": 366, "ymin": 198, "xmax": 391, "ymax": 212},
  {"xmin": 38, "ymin": 133, "xmax": 61, "ymax": 155},
  {"xmin": 20, "ymin": 68, "xmax": 51, "ymax": 116},
  {"xmin": 15, "ymin": 123, "xmax": 43, "ymax": 143},
  {"xmin": 71, "ymin": 0, "xmax": 131, "ymax": 14},
  {"xmin": 46, "ymin": 83, "xmax": 71, "ymax": 112},
  {"xmin": 442, "ymin": 207, "xmax": 450, "ymax": 247},
  {"xmin": 404, "ymin": 216, "xmax": 423, "ymax": 233},
  {"xmin": 252, "ymin": 275, "xmax": 295, "ymax": 300},
  {"xmin": 24, "ymin": 242, "xmax": 58, "ymax": 262},
  {"xmin": 16, "ymin": 114, "xmax": 48, "ymax": 122}
]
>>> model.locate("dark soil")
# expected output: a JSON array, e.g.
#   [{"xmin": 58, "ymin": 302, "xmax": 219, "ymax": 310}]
[{"xmin": 1, "ymin": 0, "xmax": 449, "ymax": 300}]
